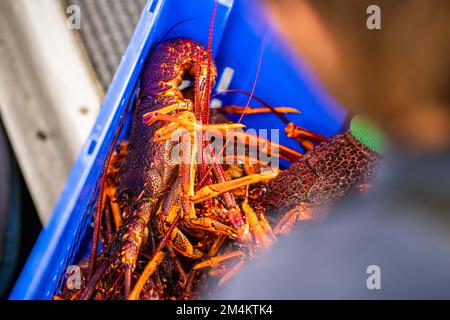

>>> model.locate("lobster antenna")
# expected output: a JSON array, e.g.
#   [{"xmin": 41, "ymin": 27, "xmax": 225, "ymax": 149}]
[
  {"xmin": 197, "ymin": 36, "xmax": 268, "ymax": 187},
  {"xmin": 88, "ymin": 84, "xmax": 138, "ymax": 281},
  {"xmin": 154, "ymin": 18, "xmax": 196, "ymax": 49},
  {"xmin": 213, "ymin": 89, "xmax": 293, "ymax": 125},
  {"xmin": 196, "ymin": 0, "xmax": 220, "ymax": 190},
  {"xmin": 194, "ymin": 48, "xmax": 203, "ymax": 120},
  {"xmin": 236, "ymin": 35, "xmax": 266, "ymax": 126},
  {"xmin": 202, "ymin": 0, "xmax": 219, "ymax": 124}
]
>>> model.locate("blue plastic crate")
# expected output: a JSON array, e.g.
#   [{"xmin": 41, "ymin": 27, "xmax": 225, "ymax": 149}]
[{"xmin": 10, "ymin": 0, "xmax": 346, "ymax": 300}]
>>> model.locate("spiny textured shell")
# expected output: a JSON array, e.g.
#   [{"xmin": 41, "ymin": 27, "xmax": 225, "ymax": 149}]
[
  {"xmin": 117, "ymin": 39, "xmax": 215, "ymax": 203},
  {"xmin": 260, "ymin": 131, "xmax": 382, "ymax": 209}
]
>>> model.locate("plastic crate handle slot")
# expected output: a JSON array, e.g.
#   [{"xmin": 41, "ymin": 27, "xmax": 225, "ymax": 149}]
[{"xmin": 86, "ymin": 139, "xmax": 97, "ymax": 156}]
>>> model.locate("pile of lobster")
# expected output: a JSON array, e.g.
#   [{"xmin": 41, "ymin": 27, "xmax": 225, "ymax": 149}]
[{"xmin": 56, "ymin": 35, "xmax": 382, "ymax": 300}]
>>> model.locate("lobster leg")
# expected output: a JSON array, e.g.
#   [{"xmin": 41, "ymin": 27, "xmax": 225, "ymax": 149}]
[
  {"xmin": 167, "ymin": 246, "xmax": 188, "ymax": 285},
  {"xmin": 284, "ymin": 122, "xmax": 327, "ymax": 142},
  {"xmin": 193, "ymin": 250, "xmax": 243, "ymax": 270},
  {"xmin": 89, "ymin": 186, "xmax": 108, "ymax": 279},
  {"xmin": 160, "ymin": 121, "xmax": 303, "ymax": 162},
  {"xmin": 221, "ymin": 105, "xmax": 301, "ymax": 115},
  {"xmin": 232, "ymin": 131, "xmax": 303, "ymax": 162},
  {"xmin": 121, "ymin": 201, "xmax": 154, "ymax": 298},
  {"xmin": 218, "ymin": 260, "xmax": 246, "ymax": 287},
  {"xmin": 192, "ymin": 203, "xmax": 276, "ymax": 287},
  {"xmin": 208, "ymin": 266, "xmax": 228, "ymax": 278},
  {"xmin": 169, "ymin": 225, "xmax": 204, "ymax": 259},
  {"xmin": 184, "ymin": 216, "xmax": 236, "ymax": 238},
  {"xmin": 150, "ymin": 113, "xmax": 245, "ymax": 134},
  {"xmin": 273, "ymin": 203, "xmax": 314, "ymax": 235},
  {"xmin": 257, "ymin": 212, "xmax": 277, "ymax": 243},
  {"xmin": 143, "ymin": 99, "xmax": 193, "ymax": 125},
  {"xmin": 179, "ymin": 169, "xmax": 237, "ymax": 240},
  {"xmin": 158, "ymin": 119, "xmax": 236, "ymax": 257},
  {"xmin": 242, "ymin": 201, "xmax": 275, "ymax": 249},
  {"xmin": 221, "ymin": 155, "xmax": 270, "ymax": 169},
  {"xmin": 128, "ymin": 252, "xmax": 165, "ymax": 300},
  {"xmin": 191, "ymin": 172, "xmax": 278, "ymax": 203},
  {"xmin": 208, "ymin": 235, "xmax": 227, "ymax": 257},
  {"xmin": 158, "ymin": 178, "xmax": 203, "ymax": 259},
  {"xmin": 150, "ymin": 114, "xmax": 303, "ymax": 163},
  {"xmin": 105, "ymin": 180, "xmax": 122, "ymax": 229},
  {"xmin": 219, "ymin": 105, "xmax": 326, "ymax": 151},
  {"xmin": 284, "ymin": 122, "xmax": 328, "ymax": 151},
  {"xmin": 177, "ymin": 111, "xmax": 237, "ymax": 239}
]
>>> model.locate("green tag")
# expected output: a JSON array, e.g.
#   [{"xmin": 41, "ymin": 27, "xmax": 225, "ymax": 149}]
[{"xmin": 350, "ymin": 116, "xmax": 386, "ymax": 154}]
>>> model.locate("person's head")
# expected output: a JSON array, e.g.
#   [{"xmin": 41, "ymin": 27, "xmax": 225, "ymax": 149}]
[{"xmin": 264, "ymin": 0, "xmax": 450, "ymax": 152}]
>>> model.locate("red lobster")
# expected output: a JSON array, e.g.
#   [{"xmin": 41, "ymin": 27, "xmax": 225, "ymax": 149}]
[{"xmin": 78, "ymin": 34, "xmax": 283, "ymax": 299}]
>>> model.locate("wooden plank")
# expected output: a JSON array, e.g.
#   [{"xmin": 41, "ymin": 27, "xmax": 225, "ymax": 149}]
[{"xmin": 0, "ymin": 0, "xmax": 103, "ymax": 224}]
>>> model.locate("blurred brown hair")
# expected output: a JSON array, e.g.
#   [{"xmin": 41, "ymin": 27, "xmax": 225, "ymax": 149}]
[{"xmin": 269, "ymin": 0, "xmax": 450, "ymax": 149}]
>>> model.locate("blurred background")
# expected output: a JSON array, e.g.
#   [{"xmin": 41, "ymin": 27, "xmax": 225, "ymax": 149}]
[
  {"xmin": 0, "ymin": 0, "xmax": 146, "ymax": 298},
  {"xmin": 1, "ymin": 0, "xmax": 449, "ymax": 300}
]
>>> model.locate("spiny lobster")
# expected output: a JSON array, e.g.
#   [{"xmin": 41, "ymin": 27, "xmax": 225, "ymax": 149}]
[
  {"xmin": 184, "ymin": 112, "xmax": 385, "ymax": 283},
  {"xmin": 73, "ymin": 30, "xmax": 292, "ymax": 299},
  {"xmin": 59, "ymin": 4, "xmax": 385, "ymax": 300}
]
